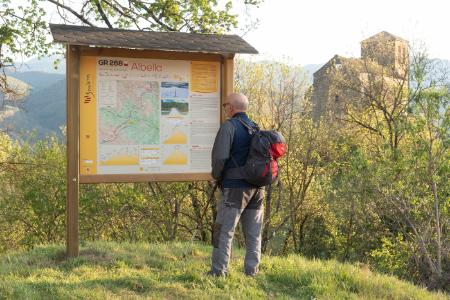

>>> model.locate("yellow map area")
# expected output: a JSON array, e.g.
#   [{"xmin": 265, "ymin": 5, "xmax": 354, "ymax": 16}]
[
  {"xmin": 163, "ymin": 150, "xmax": 188, "ymax": 165},
  {"xmin": 100, "ymin": 155, "xmax": 139, "ymax": 166},
  {"xmin": 163, "ymin": 131, "xmax": 187, "ymax": 144}
]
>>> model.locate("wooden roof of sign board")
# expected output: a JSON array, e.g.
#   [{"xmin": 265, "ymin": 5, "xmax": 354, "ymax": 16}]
[{"xmin": 49, "ymin": 24, "xmax": 258, "ymax": 55}]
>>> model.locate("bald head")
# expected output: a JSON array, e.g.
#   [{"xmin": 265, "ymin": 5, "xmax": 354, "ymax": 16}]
[{"xmin": 226, "ymin": 93, "xmax": 249, "ymax": 111}]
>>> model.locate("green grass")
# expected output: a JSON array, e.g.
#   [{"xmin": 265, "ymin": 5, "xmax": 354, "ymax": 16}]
[{"xmin": 0, "ymin": 241, "xmax": 447, "ymax": 300}]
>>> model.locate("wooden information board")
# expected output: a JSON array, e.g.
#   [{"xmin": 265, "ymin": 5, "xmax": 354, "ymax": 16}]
[
  {"xmin": 77, "ymin": 48, "xmax": 228, "ymax": 183},
  {"xmin": 66, "ymin": 46, "xmax": 234, "ymax": 257}
]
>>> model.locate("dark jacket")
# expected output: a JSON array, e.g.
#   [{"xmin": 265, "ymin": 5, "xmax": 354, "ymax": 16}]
[{"xmin": 211, "ymin": 112, "xmax": 256, "ymax": 188}]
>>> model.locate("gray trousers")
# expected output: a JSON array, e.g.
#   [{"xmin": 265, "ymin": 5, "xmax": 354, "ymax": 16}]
[{"xmin": 211, "ymin": 187, "xmax": 264, "ymax": 275}]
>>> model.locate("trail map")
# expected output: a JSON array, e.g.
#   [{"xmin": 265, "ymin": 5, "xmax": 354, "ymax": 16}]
[
  {"xmin": 79, "ymin": 56, "xmax": 220, "ymax": 176},
  {"xmin": 99, "ymin": 81, "xmax": 160, "ymax": 145}
]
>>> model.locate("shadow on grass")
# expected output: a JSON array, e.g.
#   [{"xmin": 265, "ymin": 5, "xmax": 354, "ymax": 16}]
[
  {"xmin": 55, "ymin": 245, "xmax": 191, "ymax": 271},
  {"xmin": 17, "ymin": 274, "xmax": 160, "ymax": 297},
  {"xmin": 53, "ymin": 248, "xmax": 118, "ymax": 272}
]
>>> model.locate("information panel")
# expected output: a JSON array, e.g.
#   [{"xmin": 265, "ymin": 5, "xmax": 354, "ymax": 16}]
[{"xmin": 79, "ymin": 56, "xmax": 221, "ymax": 176}]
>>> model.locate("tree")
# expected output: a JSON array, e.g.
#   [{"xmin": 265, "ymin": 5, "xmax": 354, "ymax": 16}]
[
  {"xmin": 47, "ymin": 0, "xmax": 257, "ymax": 33},
  {"xmin": 0, "ymin": 0, "xmax": 262, "ymax": 95},
  {"xmin": 235, "ymin": 59, "xmax": 340, "ymax": 255},
  {"xmin": 0, "ymin": 0, "xmax": 48, "ymax": 96},
  {"xmin": 405, "ymin": 78, "xmax": 449, "ymax": 289},
  {"xmin": 0, "ymin": 0, "xmax": 263, "ymax": 253},
  {"xmin": 323, "ymin": 43, "xmax": 450, "ymax": 290}
]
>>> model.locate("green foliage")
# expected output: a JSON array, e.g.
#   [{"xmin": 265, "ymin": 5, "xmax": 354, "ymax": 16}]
[
  {"xmin": 79, "ymin": 181, "xmax": 204, "ymax": 243},
  {"xmin": 88, "ymin": 0, "xmax": 241, "ymax": 33},
  {"xmin": 0, "ymin": 0, "xmax": 49, "ymax": 66},
  {"xmin": 235, "ymin": 58, "xmax": 336, "ymax": 258},
  {"xmin": 369, "ymin": 234, "xmax": 412, "ymax": 279},
  {"xmin": 0, "ymin": 241, "xmax": 447, "ymax": 300},
  {"xmin": 0, "ymin": 0, "xmax": 261, "ymax": 95},
  {"xmin": 0, "ymin": 132, "xmax": 66, "ymax": 250},
  {"xmin": 0, "ymin": 0, "xmax": 50, "ymax": 96},
  {"xmin": 234, "ymin": 57, "xmax": 449, "ymax": 291},
  {"xmin": 319, "ymin": 51, "xmax": 450, "ymax": 290},
  {"xmin": 0, "ymin": 130, "xmax": 218, "ymax": 251},
  {"xmin": 0, "ymin": 54, "xmax": 448, "ymax": 293},
  {"xmin": 318, "ymin": 142, "xmax": 387, "ymax": 262}
]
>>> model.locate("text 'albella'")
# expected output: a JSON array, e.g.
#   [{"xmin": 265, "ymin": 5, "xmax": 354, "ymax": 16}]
[{"xmin": 131, "ymin": 63, "xmax": 163, "ymax": 72}]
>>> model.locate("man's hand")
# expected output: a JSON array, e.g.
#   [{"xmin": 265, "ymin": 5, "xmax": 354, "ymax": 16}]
[{"xmin": 216, "ymin": 180, "xmax": 223, "ymax": 190}]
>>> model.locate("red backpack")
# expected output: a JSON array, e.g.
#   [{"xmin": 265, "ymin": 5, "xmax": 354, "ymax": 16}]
[{"xmin": 225, "ymin": 118, "xmax": 286, "ymax": 187}]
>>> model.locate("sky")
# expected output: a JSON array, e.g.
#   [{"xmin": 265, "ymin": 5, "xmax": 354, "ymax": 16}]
[
  {"xmin": 19, "ymin": 0, "xmax": 450, "ymax": 66},
  {"xmin": 233, "ymin": 0, "xmax": 450, "ymax": 65}
]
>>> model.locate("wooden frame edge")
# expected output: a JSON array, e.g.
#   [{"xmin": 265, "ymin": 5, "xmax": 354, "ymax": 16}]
[{"xmin": 80, "ymin": 173, "xmax": 213, "ymax": 184}]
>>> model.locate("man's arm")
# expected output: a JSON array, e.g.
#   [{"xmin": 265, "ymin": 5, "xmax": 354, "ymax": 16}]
[{"xmin": 211, "ymin": 121, "xmax": 235, "ymax": 181}]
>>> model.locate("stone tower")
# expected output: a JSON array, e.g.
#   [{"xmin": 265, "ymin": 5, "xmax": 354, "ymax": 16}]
[
  {"xmin": 360, "ymin": 31, "xmax": 409, "ymax": 77},
  {"xmin": 312, "ymin": 31, "xmax": 409, "ymax": 121}
]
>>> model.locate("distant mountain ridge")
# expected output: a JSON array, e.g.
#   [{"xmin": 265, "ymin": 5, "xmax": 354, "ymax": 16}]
[
  {"xmin": 1, "ymin": 68, "xmax": 65, "ymax": 139},
  {"xmin": 303, "ymin": 63, "xmax": 323, "ymax": 82},
  {"xmin": 14, "ymin": 55, "xmax": 65, "ymax": 74},
  {"xmin": 1, "ymin": 57, "xmax": 448, "ymax": 140},
  {"xmin": 5, "ymin": 71, "xmax": 65, "ymax": 92},
  {"xmin": 23, "ymin": 78, "xmax": 66, "ymax": 134}
]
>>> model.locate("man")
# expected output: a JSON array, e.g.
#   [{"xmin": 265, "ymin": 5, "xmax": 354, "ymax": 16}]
[{"xmin": 209, "ymin": 92, "xmax": 264, "ymax": 277}]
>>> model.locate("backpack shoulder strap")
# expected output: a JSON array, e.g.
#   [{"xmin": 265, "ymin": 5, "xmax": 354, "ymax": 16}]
[
  {"xmin": 223, "ymin": 116, "xmax": 258, "ymax": 180},
  {"xmin": 234, "ymin": 116, "xmax": 260, "ymax": 134}
]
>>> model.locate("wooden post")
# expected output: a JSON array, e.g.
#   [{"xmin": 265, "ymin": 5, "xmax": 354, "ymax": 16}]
[
  {"xmin": 223, "ymin": 56, "xmax": 234, "ymax": 97},
  {"xmin": 221, "ymin": 55, "xmax": 234, "ymax": 122},
  {"xmin": 66, "ymin": 44, "xmax": 80, "ymax": 258}
]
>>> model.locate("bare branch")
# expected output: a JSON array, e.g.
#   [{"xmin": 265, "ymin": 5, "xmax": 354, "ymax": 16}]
[
  {"xmin": 47, "ymin": 0, "xmax": 95, "ymax": 27},
  {"xmin": 129, "ymin": 0, "xmax": 177, "ymax": 31},
  {"xmin": 94, "ymin": 0, "xmax": 113, "ymax": 28}
]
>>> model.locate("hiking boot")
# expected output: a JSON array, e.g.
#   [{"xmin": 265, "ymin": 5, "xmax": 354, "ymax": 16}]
[{"xmin": 244, "ymin": 267, "xmax": 259, "ymax": 277}]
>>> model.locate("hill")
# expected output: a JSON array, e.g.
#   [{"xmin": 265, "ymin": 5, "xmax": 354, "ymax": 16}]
[
  {"xmin": 0, "ymin": 73, "xmax": 65, "ymax": 139},
  {"xmin": 5, "ymin": 71, "xmax": 64, "ymax": 92},
  {"xmin": 0, "ymin": 76, "xmax": 30, "ymax": 104},
  {"xmin": 16, "ymin": 55, "xmax": 66, "ymax": 74},
  {"xmin": 23, "ymin": 78, "xmax": 66, "ymax": 134},
  {"xmin": 0, "ymin": 242, "xmax": 447, "ymax": 299},
  {"xmin": 303, "ymin": 63, "xmax": 323, "ymax": 82}
]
